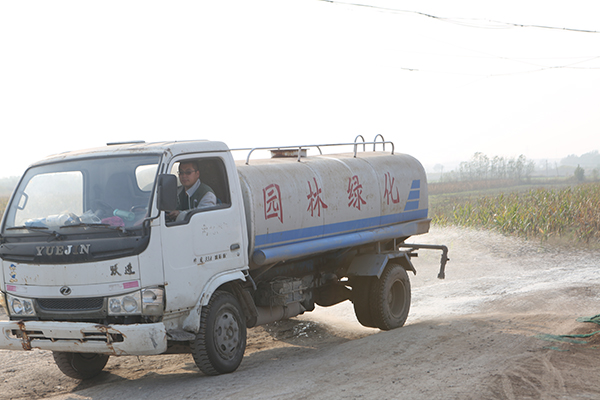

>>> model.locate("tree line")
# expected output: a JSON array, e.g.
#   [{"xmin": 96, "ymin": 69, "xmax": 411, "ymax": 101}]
[{"xmin": 437, "ymin": 152, "xmax": 536, "ymax": 182}]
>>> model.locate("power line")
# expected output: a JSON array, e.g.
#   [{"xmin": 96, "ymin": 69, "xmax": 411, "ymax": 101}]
[
  {"xmin": 398, "ymin": 61, "xmax": 600, "ymax": 79},
  {"xmin": 317, "ymin": 0, "xmax": 600, "ymax": 33},
  {"xmin": 391, "ymin": 31, "xmax": 600, "ymax": 76},
  {"xmin": 316, "ymin": 0, "xmax": 600, "ymax": 78}
]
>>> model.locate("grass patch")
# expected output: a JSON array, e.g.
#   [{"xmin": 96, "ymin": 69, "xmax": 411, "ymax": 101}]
[
  {"xmin": 0, "ymin": 196, "xmax": 7, "ymax": 222},
  {"xmin": 431, "ymin": 182, "xmax": 600, "ymax": 246}
]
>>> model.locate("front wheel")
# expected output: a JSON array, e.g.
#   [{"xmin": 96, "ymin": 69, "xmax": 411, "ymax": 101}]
[
  {"xmin": 52, "ymin": 352, "xmax": 109, "ymax": 379},
  {"xmin": 190, "ymin": 290, "xmax": 247, "ymax": 375},
  {"xmin": 369, "ymin": 263, "xmax": 411, "ymax": 330}
]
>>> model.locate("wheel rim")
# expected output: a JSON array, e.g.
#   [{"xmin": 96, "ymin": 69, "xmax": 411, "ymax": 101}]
[
  {"xmin": 213, "ymin": 309, "xmax": 240, "ymax": 361},
  {"xmin": 387, "ymin": 280, "xmax": 407, "ymax": 318}
]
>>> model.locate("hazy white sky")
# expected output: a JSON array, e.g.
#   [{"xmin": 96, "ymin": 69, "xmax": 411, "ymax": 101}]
[{"xmin": 1, "ymin": 0, "xmax": 599, "ymax": 178}]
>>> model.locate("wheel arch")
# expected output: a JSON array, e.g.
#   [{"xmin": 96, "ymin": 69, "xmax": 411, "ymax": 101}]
[
  {"xmin": 347, "ymin": 252, "xmax": 415, "ymax": 279},
  {"xmin": 182, "ymin": 269, "xmax": 248, "ymax": 333}
]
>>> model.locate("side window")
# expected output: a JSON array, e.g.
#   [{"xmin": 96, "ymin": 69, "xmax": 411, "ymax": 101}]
[{"xmin": 167, "ymin": 157, "xmax": 231, "ymax": 224}]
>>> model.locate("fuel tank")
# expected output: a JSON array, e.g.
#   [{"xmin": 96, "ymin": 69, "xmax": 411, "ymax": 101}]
[{"xmin": 236, "ymin": 151, "xmax": 430, "ymax": 267}]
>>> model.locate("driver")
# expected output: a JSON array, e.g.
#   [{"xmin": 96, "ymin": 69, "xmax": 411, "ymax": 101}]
[{"xmin": 167, "ymin": 161, "xmax": 216, "ymax": 220}]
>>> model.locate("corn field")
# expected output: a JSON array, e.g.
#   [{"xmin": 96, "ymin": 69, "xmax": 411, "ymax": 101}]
[
  {"xmin": 0, "ymin": 196, "xmax": 7, "ymax": 222},
  {"xmin": 432, "ymin": 183, "xmax": 600, "ymax": 245}
]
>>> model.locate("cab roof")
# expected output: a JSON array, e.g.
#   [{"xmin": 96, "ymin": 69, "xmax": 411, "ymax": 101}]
[{"xmin": 29, "ymin": 140, "xmax": 231, "ymax": 168}]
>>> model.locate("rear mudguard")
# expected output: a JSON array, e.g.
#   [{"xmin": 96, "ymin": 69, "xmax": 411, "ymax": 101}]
[{"xmin": 346, "ymin": 252, "xmax": 415, "ymax": 278}]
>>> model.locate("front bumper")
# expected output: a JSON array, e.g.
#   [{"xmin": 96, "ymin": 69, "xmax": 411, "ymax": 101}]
[{"xmin": 0, "ymin": 320, "xmax": 167, "ymax": 355}]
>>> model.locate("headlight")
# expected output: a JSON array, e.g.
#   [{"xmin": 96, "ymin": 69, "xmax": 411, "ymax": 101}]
[
  {"xmin": 6, "ymin": 294, "xmax": 36, "ymax": 317},
  {"xmin": 108, "ymin": 288, "xmax": 163, "ymax": 316},
  {"xmin": 122, "ymin": 296, "xmax": 138, "ymax": 313},
  {"xmin": 108, "ymin": 292, "xmax": 141, "ymax": 315},
  {"xmin": 109, "ymin": 298, "xmax": 124, "ymax": 314}
]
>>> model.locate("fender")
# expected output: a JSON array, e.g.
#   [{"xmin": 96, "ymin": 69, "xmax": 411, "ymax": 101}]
[
  {"xmin": 346, "ymin": 252, "xmax": 416, "ymax": 278},
  {"xmin": 182, "ymin": 268, "xmax": 247, "ymax": 333}
]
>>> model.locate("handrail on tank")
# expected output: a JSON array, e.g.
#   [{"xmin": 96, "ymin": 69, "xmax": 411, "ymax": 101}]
[
  {"xmin": 354, "ymin": 135, "xmax": 366, "ymax": 154},
  {"xmin": 353, "ymin": 134, "xmax": 394, "ymax": 157},
  {"xmin": 236, "ymin": 138, "xmax": 395, "ymax": 164},
  {"xmin": 373, "ymin": 134, "xmax": 386, "ymax": 152}
]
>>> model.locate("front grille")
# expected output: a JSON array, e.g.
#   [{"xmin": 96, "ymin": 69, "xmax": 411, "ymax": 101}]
[{"xmin": 37, "ymin": 297, "xmax": 104, "ymax": 312}]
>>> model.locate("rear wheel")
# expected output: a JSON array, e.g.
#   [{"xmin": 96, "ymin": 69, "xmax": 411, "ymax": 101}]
[
  {"xmin": 351, "ymin": 276, "xmax": 376, "ymax": 328},
  {"xmin": 190, "ymin": 290, "xmax": 247, "ymax": 375},
  {"xmin": 52, "ymin": 352, "xmax": 109, "ymax": 379},
  {"xmin": 369, "ymin": 263, "xmax": 411, "ymax": 330}
]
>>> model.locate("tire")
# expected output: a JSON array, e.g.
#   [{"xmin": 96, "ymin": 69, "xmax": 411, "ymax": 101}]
[
  {"xmin": 351, "ymin": 276, "xmax": 377, "ymax": 328},
  {"xmin": 190, "ymin": 290, "xmax": 247, "ymax": 375},
  {"xmin": 52, "ymin": 352, "xmax": 109, "ymax": 379},
  {"xmin": 369, "ymin": 263, "xmax": 411, "ymax": 330}
]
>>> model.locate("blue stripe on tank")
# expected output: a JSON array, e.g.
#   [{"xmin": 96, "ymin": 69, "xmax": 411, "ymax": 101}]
[{"xmin": 254, "ymin": 209, "xmax": 428, "ymax": 248}]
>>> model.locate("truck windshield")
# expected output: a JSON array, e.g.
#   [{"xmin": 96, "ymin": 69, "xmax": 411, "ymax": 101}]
[{"xmin": 2, "ymin": 154, "xmax": 160, "ymax": 235}]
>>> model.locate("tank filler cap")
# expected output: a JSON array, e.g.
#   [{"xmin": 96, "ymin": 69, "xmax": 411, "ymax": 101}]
[{"xmin": 270, "ymin": 149, "xmax": 307, "ymax": 159}]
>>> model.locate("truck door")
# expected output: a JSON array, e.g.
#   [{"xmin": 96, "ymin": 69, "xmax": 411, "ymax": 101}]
[{"xmin": 160, "ymin": 154, "xmax": 247, "ymax": 313}]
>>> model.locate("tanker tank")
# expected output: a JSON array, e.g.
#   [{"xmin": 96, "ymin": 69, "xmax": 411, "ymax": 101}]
[{"xmin": 236, "ymin": 150, "xmax": 430, "ymax": 268}]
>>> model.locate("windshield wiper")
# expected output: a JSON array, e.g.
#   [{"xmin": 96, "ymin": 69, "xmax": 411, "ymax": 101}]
[
  {"xmin": 7, "ymin": 225, "xmax": 49, "ymax": 230},
  {"xmin": 59, "ymin": 223, "xmax": 133, "ymax": 234},
  {"xmin": 59, "ymin": 223, "xmax": 111, "ymax": 229}
]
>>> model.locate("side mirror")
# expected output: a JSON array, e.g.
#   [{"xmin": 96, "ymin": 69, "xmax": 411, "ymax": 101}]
[{"xmin": 157, "ymin": 174, "xmax": 178, "ymax": 211}]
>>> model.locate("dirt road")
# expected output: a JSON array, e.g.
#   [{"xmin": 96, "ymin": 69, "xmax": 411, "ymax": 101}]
[{"xmin": 2, "ymin": 226, "xmax": 600, "ymax": 399}]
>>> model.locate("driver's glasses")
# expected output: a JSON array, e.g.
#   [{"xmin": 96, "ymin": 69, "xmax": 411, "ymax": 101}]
[{"xmin": 178, "ymin": 169, "xmax": 197, "ymax": 176}]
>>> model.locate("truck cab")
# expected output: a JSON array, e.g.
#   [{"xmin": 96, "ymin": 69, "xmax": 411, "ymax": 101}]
[{"xmin": 0, "ymin": 141, "xmax": 250, "ymax": 377}]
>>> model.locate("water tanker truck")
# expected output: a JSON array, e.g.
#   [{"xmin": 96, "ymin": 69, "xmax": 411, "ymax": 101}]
[{"xmin": 0, "ymin": 137, "xmax": 448, "ymax": 378}]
